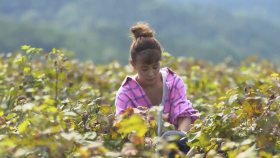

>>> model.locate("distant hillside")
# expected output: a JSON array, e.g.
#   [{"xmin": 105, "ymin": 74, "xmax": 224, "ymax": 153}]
[
  {"xmin": 0, "ymin": 17, "xmax": 117, "ymax": 63},
  {"xmin": 172, "ymin": 0, "xmax": 280, "ymax": 26},
  {"xmin": 0, "ymin": 0, "xmax": 280, "ymax": 64}
]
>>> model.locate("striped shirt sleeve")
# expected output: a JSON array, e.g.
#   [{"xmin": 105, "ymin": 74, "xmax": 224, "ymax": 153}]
[
  {"xmin": 169, "ymin": 76, "xmax": 199, "ymax": 129},
  {"xmin": 115, "ymin": 89, "xmax": 134, "ymax": 116}
]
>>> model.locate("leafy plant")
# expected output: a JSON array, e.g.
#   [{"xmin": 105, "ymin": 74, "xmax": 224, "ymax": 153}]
[{"xmin": 0, "ymin": 47, "xmax": 280, "ymax": 157}]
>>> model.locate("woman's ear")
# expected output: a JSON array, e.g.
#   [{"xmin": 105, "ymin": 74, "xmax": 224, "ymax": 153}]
[{"xmin": 130, "ymin": 60, "xmax": 136, "ymax": 70}]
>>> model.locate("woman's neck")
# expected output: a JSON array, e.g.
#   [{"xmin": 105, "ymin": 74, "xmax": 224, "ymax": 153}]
[{"xmin": 136, "ymin": 72, "xmax": 162, "ymax": 89}]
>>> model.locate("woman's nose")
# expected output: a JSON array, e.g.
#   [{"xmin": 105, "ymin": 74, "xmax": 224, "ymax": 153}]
[{"xmin": 148, "ymin": 70, "xmax": 154, "ymax": 76}]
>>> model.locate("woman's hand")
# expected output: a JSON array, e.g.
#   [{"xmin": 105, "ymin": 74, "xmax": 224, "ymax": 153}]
[
  {"xmin": 122, "ymin": 143, "xmax": 138, "ymax": 156},
  {"xmin": 129, "ymin": 133, "xmax": 155, "ymax": 148},
  {"xmin": 177, "ymin": 117, "xmax": 191, "ymax": 132},
  {"xmin": 162, "ymin": 113, "xmax": 169, "ymax": 122},
  {"xmin": 144, "ymin": 137, "xmax": 156, "ymax": 147}
]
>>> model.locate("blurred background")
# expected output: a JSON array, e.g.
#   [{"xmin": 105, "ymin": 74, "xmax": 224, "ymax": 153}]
[{"xmin": 0, "ymin": 0, "xmax": 279, "ymax": 65}]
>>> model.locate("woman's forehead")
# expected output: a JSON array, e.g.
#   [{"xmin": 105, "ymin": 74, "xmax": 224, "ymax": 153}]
[{"xmin": 137, "ymin": 60, "xmax": 160, "ymax": 66}]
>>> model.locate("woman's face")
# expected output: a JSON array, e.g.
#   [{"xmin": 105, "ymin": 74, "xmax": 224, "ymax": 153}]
[{"xmin": 131, "ymin": 59, "xmax": 161, "ymax": 86}]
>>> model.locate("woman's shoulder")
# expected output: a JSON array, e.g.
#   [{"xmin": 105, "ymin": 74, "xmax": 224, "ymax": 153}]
[
  {"xmin": 160, "ymin": 67, "xmax": 176, "ymax": 75},
  {"xmin": 119, "ymin": 75, "xmax": 138, "ymax": 90},
  {"xmin": 160, "ymin": 67, "xmax": 180, "ymax": 83}
]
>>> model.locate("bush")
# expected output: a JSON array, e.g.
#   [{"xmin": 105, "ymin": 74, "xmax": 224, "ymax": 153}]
[{"xmin": 0, "ymin": 46, "xmax": 279, "ymax": 157}]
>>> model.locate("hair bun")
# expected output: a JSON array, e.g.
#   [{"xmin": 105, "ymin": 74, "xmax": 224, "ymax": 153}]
[{"xmin": 130, "ymin": 22, "xmax": 154, "ymax": 40}]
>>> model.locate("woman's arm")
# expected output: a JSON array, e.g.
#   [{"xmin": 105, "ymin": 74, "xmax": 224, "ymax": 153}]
[
  {"xmin": 168, "ymin": 75, "xmax": 199, "ymax": 130},
  {"xmin": 177, "ymin": 117, "xmax": 191, "ymax": 132}
]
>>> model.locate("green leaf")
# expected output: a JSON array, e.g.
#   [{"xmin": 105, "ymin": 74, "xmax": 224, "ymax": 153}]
[
  {"xmin": 96, "ymin": 114, "xmax": 109, "ymax": 126},
  {"xmin": 235, "ymin": 144, "xmax": 257, "ymax": 158},
  {"xmin": 229, "ymin": 94, "xmax": 238, "ymax": 106},
  {"xmin": 26, "ymin": 48, "xmax": 35, "ymax": 54},
  {"xmin": 64, "ymin": 112, "xmax": 77, "ymax": 117},
  {"xmin": 200, "ymin": 132, "xmax": 211, "ymax": 148},
  {"xmin": 221, "ymin": 142, "xmax": 238, "ymax": 151},
  {"xmin": 21, "ymin": 45, "xmax": 30, "ymax": 50},
  {"xmin": 22, "ymin": 103, "xmax": 35, "ymax": 111},
  {"xmin": 14, "ymin": 148, "xmax": 28, "ymax": 157},
  {"xmin": 84, "ymin": 132, "xmax": 97, "ymax": 140},
  {"xmin": 61, "ymin": 132, "xmax": 82, "ymax": 141},
  {"xmin": 14, "ymin": 56, "xmax": 27, "ymax": 64},
  {"xmin": 226, "ymin": 87, "xmax": 238, "ymax": 97},
  {"xmin": 241, "ymin": 138, "xmax": 253, "ymax": 146},
  {"xmin": 34, "ymin": 48, "xmax": 43, "ymax": 53},
  {"xmin": 61, "ymin": 98, "xmax": 70, "ymax": 104},
  {"xmin": 235, "ymin": 109, "xmax": 243, "ymax": 115},
  {"xmin": 188, "ymin": 131, "xmax": 201, "ymax": 143}
]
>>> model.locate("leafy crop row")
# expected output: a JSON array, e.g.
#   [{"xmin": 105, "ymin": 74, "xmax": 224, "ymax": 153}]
[{"xmin": 0, "ymin": 46, "xmax": 279, "ymax": 157}]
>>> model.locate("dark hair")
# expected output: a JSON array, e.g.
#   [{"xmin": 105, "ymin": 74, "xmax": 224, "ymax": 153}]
[{"xmin": 130, "ymin": 22, "xmax": 162, "ymax": 65}]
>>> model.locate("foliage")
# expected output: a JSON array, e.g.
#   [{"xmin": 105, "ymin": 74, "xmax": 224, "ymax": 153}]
[{"xmin": 0, "ymin": 46, "xmax": 280, "ymax": 157}]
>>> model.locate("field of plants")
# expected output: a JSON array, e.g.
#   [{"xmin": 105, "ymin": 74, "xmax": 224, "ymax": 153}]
[{"xmin": 0, "ymin": 46, "xmax": 280, "ymax": 158}]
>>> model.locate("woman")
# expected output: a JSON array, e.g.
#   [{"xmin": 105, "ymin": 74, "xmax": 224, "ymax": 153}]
[{"xmin": 115, "ymin": 22, "xmax": 199, "ymax": 157}]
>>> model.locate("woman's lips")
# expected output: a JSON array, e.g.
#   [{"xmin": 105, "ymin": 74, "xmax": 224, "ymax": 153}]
[{"xmin": 147, "ymin": 78, "xmax": 155, "ymax": 81}]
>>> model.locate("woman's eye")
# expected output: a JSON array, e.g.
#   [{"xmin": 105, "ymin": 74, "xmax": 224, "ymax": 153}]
[
  {"xmin": 153, "ymin": 67, "xmax": 158, "ymax": 69},
  {"xmin": 142, "ymin": 69, "xmax": 148, "ymax": 71}
]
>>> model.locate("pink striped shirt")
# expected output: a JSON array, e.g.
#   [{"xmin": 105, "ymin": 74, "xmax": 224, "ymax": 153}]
[{"xmin": 115, "ymin": 67, "xmax": 199, "ymax": 129}]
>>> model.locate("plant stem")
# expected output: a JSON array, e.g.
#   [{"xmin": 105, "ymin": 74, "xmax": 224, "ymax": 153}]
[
  {"xmin": 203, "ymin": 144, "xmax": 217, "ymax": 158},
  {"xmin": 55, "ymin": 61, "xmax": 58, "ymax": 102},
  {"xmin": 253, "ymin": 86, "xmax": 279, "ymax": 131},
  {"xmin": 29, "ymin": 55, "xmax": 32, "ymax": 75}
]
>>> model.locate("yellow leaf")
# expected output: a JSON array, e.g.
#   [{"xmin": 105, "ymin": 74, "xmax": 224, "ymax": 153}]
[
  {"xmin": 71, "ymin": 123, "xmax": 76, "ymax": 129},
  {"xmin": 44, "ymin": 98, "xmax": 56, "ymax": 106},
  {"xmin": 252, "ymin": 102, "xmax": 263, "ymax": 113},
  {"xmin": 168, "ymin": 143, "xmax": 179, "ymax": 151},
  {"xmin": 215, "ymin": 102, "xmax": 224, "ymax": 108},
  {"xmin": 118, "ymin": 115, "xmax": 148, "ymax": 137},
  {"xmin": 10, "ymin": 126, "xmax": 14, "ymax": 130},
  {"xmin": 100, "ymin": 105, "xmax": 111, "ymax": 115},
  {"xmin": 37, "ymin": 74, "xmax": 45, "ymax": 78},
  {"xmin": 111, "ymin": 132, "xmax": 118, "ymax": 140},
  {"xmin": 231, "ymin": 117, "xmax": 238, "ymax": 123},
  {"xmin": 150, "ymin": 120, "xmax": 156, "ymax": 127},
  {"xmin": 52, "ymin": 125, "xmax": 60, "ymax": 133},
  {"xmin": 0, "ymin": 110, "xmax": 3, "ymax": 116},
  {"xmin": 50, "ymin": 142, "xmax": 58, "ymax": 152},
  {"xmin": 18, "ymin": 121, "xmax": 29, "ymax": 133},
  {"xmin": 24, "ymin": 67, "xmax": 30, "ymax": 72},
  {"xmin": 259, "ymin": 150, "xmax": 273, "ymax": 158},
  {"xmin": 114, "ymin": 123, "xmax": 121, "ymax": 128},
  {"xmin": 46, "ymin": 106, "xmax": 57, "ymax": 113},
  {"xmin": 218, "ymin": 96, "xmax": 226, "ymax": 100},
  {"xmin": 162, "ymin": 52, "xmax": 171, "ymax": 57},
  {"xmin": 52, "ymin": 48, "xmax": 56, "ymax": 54},
  {"xmin": 79, "ymin": 146, "xmax": 89, "ymax": 158},
  {"xmin": 49, "ymin": 115, "xmax": 54, "ymax": 120},
  {"xmin": 242, "ymin": 101, "xmax": 253, "ymax": 114},
  {"xmin": 21, "ymin": 45, "xmax": 30, "ymax": 50},
  {"xmin": 200, "ymin": 132, "xmax": 211, "ymax": 148},
  {"xmin": 271, "ymin": 73, "xmax": 279, "ymax": 77}
]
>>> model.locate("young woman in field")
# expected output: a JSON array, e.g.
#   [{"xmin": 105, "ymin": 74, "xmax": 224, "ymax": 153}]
[{"xmin": 115, "ymin": 22, "xmax": 199, "ymax": 157}]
